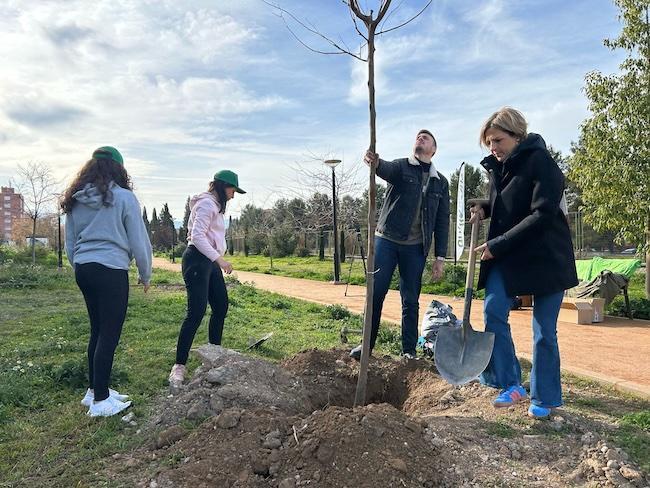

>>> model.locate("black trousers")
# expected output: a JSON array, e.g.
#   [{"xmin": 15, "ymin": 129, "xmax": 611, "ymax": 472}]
[
  {"xmin": 175, "ymin": 245, "xmax": 228, "ymax": 365},
  {"xmin": 75, "ymin": 263, "xmax": 129, "ymax": 402}
]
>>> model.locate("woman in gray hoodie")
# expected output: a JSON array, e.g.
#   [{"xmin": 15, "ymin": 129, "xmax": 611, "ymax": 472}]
[{"xmin": 63, "ymin": 146, "xmax": 152, "ymax": 417}]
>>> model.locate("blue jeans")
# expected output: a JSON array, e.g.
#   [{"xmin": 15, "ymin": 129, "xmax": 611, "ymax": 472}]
[
  {"xmin": 369, "ymin": 236, "xmax": 426, "ymax": 355},
  {"xmin": 479, "ymin": 266, "xmax": 564, "ymax": 408}
]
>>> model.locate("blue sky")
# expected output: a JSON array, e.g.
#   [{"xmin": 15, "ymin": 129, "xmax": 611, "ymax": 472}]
[{"xmin": 0, "ymin": 0, "xmax": 624, "ymax": 219}]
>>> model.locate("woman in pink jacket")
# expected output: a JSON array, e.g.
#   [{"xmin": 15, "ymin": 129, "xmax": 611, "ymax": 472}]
[{"xmin": 169, "ymin": 170, "xmax": 245, "ymax": 385}]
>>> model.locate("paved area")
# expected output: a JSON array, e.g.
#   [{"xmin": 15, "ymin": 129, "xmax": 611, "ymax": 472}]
[{"xmin": 153, "ymin": 258, "xmax": 650, "ymax": 398}]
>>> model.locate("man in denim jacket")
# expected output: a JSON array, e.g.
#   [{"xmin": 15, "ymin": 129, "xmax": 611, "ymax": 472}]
[{"xmin": 351, "ymin": 129, "xmax": 450, "ymax": 360}]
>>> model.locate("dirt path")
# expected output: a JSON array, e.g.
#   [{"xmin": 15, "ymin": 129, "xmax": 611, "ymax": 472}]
[{"xmin": 153, "ymin": 257, "xmax": 650, "ymax": 398}]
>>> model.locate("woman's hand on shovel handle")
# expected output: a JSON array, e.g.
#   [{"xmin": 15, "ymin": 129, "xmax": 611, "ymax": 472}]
[{"xmin": 474, "ymin": 242, "xmax": 494, "ymax": 261}]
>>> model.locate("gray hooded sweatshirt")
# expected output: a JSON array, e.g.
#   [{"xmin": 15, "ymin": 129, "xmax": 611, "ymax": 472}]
[{"xmin": 65, "ymin": 182, "xmax": 152, "ymax": 284}]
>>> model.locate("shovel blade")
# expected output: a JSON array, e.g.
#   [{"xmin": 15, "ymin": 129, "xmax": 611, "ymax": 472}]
[{"xmin": 434, "ymin": 325, "xmax": 495, "ymax": 385}]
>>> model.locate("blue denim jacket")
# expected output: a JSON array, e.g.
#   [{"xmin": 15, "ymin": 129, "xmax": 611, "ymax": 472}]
[{"xmin": 375, "ymin": 157, "xmax": 450, "ymax": 258}]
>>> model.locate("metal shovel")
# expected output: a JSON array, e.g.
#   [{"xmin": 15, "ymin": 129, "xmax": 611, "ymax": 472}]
[{"xmin": 434, "ymin": 216, "xmax": 495, "ymax": 385}]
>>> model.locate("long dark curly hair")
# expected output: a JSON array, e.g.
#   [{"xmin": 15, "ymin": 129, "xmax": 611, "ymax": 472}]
[
  {"xmin": 61, "ymin": 156, "xmax": 132, "ymax": 213},
  {"xmin": 207, "ymin": 179, "xmax": 230, "ymax": 214}
]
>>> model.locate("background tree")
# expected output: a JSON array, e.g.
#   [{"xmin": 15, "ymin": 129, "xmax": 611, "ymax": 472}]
[
  {"xmin": 149, "ymin": 208, "xmax": 160, "ymax": 249},
  {"xmin": 449, "ymin": 163, "xmax": 488, "ymax": 217},
  {"xmin": 239, "ymin": 203, "xmax": 267, "ymax": 255},
  {"xmin": 179, "ymin": 196, "xmax": 191, "ymax": 243},
  {"xmin": 10, "ymin": 162, "xmax": 58, "ymax": 264},
  {"xmin": 569, "ymin": 0, "xmax": 650, "ymax": 296},
  {"xmin": 142, "ymin": 207, "xmax": 150, "ymax": 236},
  {"xmin": 306, "ymin": 192, "xmax": 332, "ymax": 260},
  {"xmin": 157, "ymin": 203, "xmax": 176, "ymax": 251},
  {"xmin": 360, "ymin": 184, "xmax": 386, "ymax": 231}
]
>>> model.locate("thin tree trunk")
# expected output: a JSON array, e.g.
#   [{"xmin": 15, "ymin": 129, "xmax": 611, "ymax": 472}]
[
  {"xmin": 645, "ymin": 213, "xmax": 650, "ymax": 299},
  {"xmin": 31, "ymin": 217, "xmax": 37, "ymax": 265},
  {"xmin": 355, "ymin": 29, "xmax": 377, "ymax": 407},
  {"xmin": 646, "ymin": 211, "xmax": 649, "ymax": 299}
]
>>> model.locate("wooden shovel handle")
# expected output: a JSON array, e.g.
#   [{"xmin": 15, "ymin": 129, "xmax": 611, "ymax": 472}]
[{"xmin": 462, "ymin": 218, "xmax": 480, "ymax": 324}]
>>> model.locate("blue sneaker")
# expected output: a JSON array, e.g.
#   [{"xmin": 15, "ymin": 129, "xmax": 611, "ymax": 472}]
[
  {"xmin": 528, "ymin": 404, "xmax": 552, "ymax": 419},
  {"xmin": 493, "ymin": 385, "xmax": 527, "ymax": 408}
]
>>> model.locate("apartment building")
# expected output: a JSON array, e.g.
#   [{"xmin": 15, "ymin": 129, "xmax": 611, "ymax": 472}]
[{"xmin": 1, "ymin": 186, "xmax": 25, "ymax": 242}]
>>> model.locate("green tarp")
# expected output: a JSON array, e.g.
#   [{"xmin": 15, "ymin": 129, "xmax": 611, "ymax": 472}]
[{"xmin": 574, "ymin": 257, "xmax": 641, "ymax": 282}]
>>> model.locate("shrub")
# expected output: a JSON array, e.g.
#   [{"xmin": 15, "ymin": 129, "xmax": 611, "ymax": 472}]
[
  {"xmin": 607, "ymin": 296, "xmax": 650, "ymax": 320},
  {"xmin": 324, "ymin": 304, "xmax": 351, "ymax": 320},
  {"xmin": 172, "ymin": 242, "xmax": 187, "ymax": 258},
  {"xmin": 376, "ymin": 326, "xmax": 401, "ymax": 355},
  {"xmin": 295, "ymin": 247, "xmax": 311, "ymax": 257},
  {"xmin": 444, "ymin": 264, "xmax": 467, "ymax": 287},
  {"xmin": 270, "ymin": 226, "xmax": 299, "ymax": 257}
]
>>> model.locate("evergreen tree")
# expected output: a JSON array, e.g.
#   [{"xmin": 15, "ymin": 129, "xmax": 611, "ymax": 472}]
[
  {"xmin": 179, "ymin": 196, "xmax": 191, "ymax": 243},
  {"xmin": 142, "ymin": 207, "xmax": 150, "ymax": 235},
  {"xmin": 158, "ymin": 203, "xmax": 175, "ymax": 250},
  {"xmin": 150, "ymin": 208, "xmax": 160, "ymax": 249}
]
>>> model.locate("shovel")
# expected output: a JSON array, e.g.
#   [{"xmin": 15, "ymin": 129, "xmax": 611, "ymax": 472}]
[{"xmin": 434, "ymin": 214, "xmax": 495, "ymax": 385}]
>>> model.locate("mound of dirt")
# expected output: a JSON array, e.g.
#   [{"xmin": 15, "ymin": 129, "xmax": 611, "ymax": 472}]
[{"xmin": 106, "ymin": 347, "xmax": 649, "ymax": 487}]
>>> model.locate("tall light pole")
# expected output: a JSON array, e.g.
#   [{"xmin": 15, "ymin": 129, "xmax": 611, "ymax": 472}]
[{"xmin": 324, "ymin": 159, "xmax": 341, "ymax": 283}]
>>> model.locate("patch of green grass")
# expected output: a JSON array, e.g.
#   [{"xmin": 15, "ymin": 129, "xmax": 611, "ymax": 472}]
[
  {"xmin": 620, "ymin": 410, "xmax": 650, "ymax": 431},
  {"xmin": 614, "ymin": 420, "xmax": 650, "ymax": 473},
  {"xmin": 485, "ymin": 420, "xmax": 517, "ymax": 438}
]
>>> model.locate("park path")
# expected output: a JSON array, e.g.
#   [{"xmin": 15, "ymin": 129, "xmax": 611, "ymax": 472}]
[{"xmin": 153, "ymin": 257, "xmax": 650, "ymax": 399}]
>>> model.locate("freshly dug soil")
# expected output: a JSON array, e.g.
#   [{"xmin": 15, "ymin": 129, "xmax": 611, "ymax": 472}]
[{"xmin": 105, "ymin": 346, "xmax": 649, "ymax": 488}]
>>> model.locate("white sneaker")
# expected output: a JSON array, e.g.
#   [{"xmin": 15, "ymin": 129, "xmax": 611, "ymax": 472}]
[
  {"xmin": 87, "ymin": 396, "xmax": 132, "ymax": 417},
  {"xmin": 80, "ymin": 388, "xmax": 130, "ymax": 407},
  {"xmin": 168, "ymin": 364, "xmax": 186, "ymax": 385}
]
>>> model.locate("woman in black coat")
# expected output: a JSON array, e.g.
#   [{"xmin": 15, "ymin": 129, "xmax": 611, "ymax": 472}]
[{"xmin": 470, "ymin": 107, "xmax": 578, "ymax": 419}]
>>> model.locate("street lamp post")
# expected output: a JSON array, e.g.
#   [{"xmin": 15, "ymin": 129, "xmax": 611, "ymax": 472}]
[
  {"xmin": 324, "ymin": 159, "xmax": 341, "ymax": 283},
  {"xmin": 57, "ymin": 206, "xmax": 63, "ymax": 269}
]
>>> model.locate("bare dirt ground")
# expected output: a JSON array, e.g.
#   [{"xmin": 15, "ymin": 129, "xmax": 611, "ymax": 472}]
[{"xmin": 104, "ymin": 346, "xmax": 649, "ymax": 488}]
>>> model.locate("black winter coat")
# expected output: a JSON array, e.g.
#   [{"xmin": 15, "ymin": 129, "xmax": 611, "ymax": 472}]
[{"xmin": 476, "ymin": 134, "xmax": 578, "ymax": 297}]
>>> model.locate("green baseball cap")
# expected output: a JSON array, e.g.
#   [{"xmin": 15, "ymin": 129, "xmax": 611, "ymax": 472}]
[
  {"xmin": 214, "ymin": 170, "xmax": 246, "ymax": 194},
  {"xmin": 92, "ymin": 146, "xmax": 123, "ymax": 165}
]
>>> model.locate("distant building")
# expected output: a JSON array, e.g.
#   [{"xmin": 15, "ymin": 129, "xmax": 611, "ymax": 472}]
[{"xmin": 1, "ymin": 186, "xmax": 26, "ymax": 243}]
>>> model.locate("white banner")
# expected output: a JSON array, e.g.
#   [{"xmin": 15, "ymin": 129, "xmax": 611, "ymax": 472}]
[{"xmin": 455, "ymin": 162, "xmax": 465, "ymax": 259}]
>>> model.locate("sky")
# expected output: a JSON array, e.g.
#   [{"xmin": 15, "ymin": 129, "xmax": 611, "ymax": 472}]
[{"xmin": 0, "ymin": 0, "xmax": 625, "ymax": 219}]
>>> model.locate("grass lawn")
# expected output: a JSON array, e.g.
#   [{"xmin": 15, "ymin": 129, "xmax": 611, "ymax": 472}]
[{"xmin": 0, "ymin": 262, "xmax": 647, "ymax": 486}]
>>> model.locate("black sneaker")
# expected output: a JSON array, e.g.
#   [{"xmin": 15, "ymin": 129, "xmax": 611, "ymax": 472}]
[
  {"xmin": 401, "ymin": 352, "xmax": 417, "ymax": 360},
  {"xmin": 349, "ymin": 345, "xmax": 363, "ymax": 361}
]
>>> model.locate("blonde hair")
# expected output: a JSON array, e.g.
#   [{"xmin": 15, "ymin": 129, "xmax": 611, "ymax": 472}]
[{"xmin": 480, "ymin": 107, "xmax": 528, "ymax": 148}]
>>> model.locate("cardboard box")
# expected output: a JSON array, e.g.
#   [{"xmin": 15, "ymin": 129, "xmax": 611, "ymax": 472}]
[
  {"xmin": 573, "ymin": 301, "xmax": 594, "ymax": 325},
  {"xmin": 590, "ymin": 298, "xmax": 606, "ymax": 323}
]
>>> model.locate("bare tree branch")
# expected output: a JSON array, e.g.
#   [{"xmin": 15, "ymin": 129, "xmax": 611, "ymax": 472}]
[
  {"xmin": 348, "ymin": 5, "xmax": 369, "ymax": 41},
  {"xmin": 264, "ymin": 0, "xmax": 367, "ymax": 61},
  {"xmin": 377, "ymin": 0, "xmax": 432, "ymax": 35}
]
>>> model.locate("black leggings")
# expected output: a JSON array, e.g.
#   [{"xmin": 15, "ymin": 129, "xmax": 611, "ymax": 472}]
[
  {"xmin": 175, "ymin": 245, "xmax": 228, "ymax": 365},
  {"xmin": 75, "ymin": 263, "xmax": 129, "ymax": 402}
]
